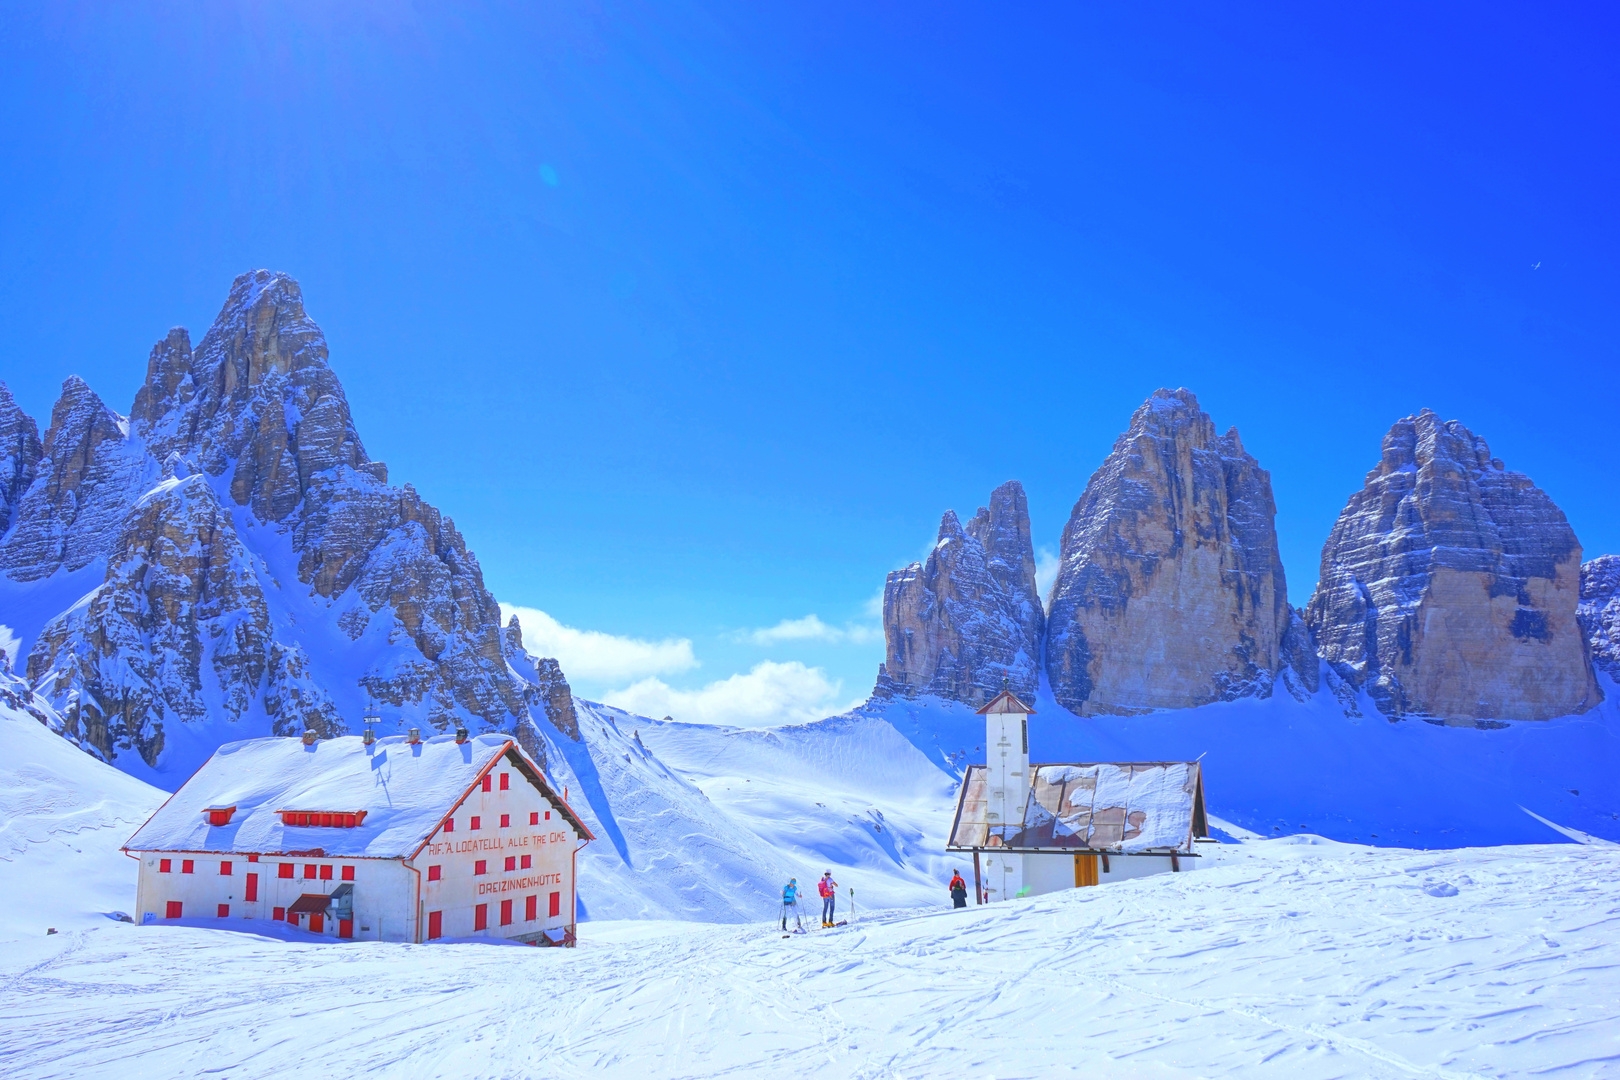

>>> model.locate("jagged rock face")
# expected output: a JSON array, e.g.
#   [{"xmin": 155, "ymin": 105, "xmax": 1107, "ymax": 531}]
[
  {"xmin": 0, "ymin": 377, "xmax": 147, "ymax": 581},
  {"xmin": 1045, "ymin": 389, "xmax": 1290, "ymax": 715},
  {"xmin": 6, "ymin": 270, "xmax": 578, "ymax": 770},
  {"xmin": 1578, "ymin": 556, "xmax": 1620, "ymax": 683},
  {"xmin": 877, "ymin": 480, "xmax": 1045, "ymax": 707},
  {"xmin": 0, "ymin": 383, "xmax": 43, "ymax": 536},
  {"xmin": 1305, "ymin": 410, "xmax": 1599, "ymax": 724}
]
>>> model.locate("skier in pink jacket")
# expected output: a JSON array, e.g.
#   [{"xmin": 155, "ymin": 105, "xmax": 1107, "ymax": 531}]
[{"xmin": 818, "ymin": 871, "xmax": 838, "ymax": 926}]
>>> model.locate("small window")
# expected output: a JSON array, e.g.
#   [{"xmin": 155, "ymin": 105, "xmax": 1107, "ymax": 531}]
[
  {"xmin": 247, "ymin": 853, "xmax": 259, "ymax": 863},
  {"xmin": 219, "ymin": 861, "xmax": 232, "ymax": 876},
  {"xmin": 470, "ymin": 816, "xmax": 481, "ymax": 831},
  {"xmin": 444, "ymin": 817, "xmax": 455, "ymax": 833},
  {"xmin": 341, "ymin": 866, "xmax": 355, "ymax": 882},
  {"xmin": 428, "ymin": 910, "xmax": 443, "ymax": 939},
  {"xmin": 499, "ymin": 773, "xmax": 509, "ymax": 791},
  {"xmin": 500, "ymin": 814, "xmax": 510, "ymax": 829},
  {"xmin": 474, "ymin": 903, "xmax": 488, "ymax": 931},
  {"xmin": 428, "ymin": 864, "xmax": 442, "ymax": 881},
  {"xmin": 159, "ymin": 858, "xmax": 171, "ymax": 873},
  {"xmin": 481, "ymin": 775, "xmax": 492, "ymax": 793},
  {"xmin": 303, "ymin": 864, "xmax": 317, "ymax": 880},
  {"xmin": 525, "ymin": 894, "xmax": 537, "ymax": 921},
  {"xmin": 474, "ymin": 860, "xmax": 487, "ymax": 876},
  {"xmin": 520, "ymin": 855, "xmax": 531, "ymax": 870},
  {"xmin": 273, "ymin": 906, "xmax": 286, "ymax": 921},
  {"xmin": 217, "ymin": 904, "xmax": 230, "ymax": 918},
  {"xmin": 181, "ymin": 859, "xmax": 195, "ymax": 874},
  {"xmin": 549, "ymin": 891, "xmax": 561, "ymax": 918},
  {"xmin": 529, "ymin": 812, "xmax": 539, "ymax": 826},
  {"xmin": 545, "ymin": 811, "xmax": 551, "ymax": 821},
  {"xmin": 319, "ymin": 865, "xmax": 333, "ymax": 881},
  {"xmin": 278, "ymin": 863, "xmax": 294, "ymax": 879},
  {"xmin": 504, "ymin": 856, "xmax": 516, "ymax": 872},
  {"xmin": 165, "ymin": 901, "xmax": 183, "ymax": 919},
  {"xmin": 500, "ymin": 899, "xmax": 513, "ymax": 926}
]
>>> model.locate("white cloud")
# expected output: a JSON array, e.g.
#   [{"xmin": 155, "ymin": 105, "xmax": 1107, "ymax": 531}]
[
  {"xmin": 601, "ymin": 661, "xmax": 863, "ymax": 728},
  {"xmin": 499, "ymin": 604, "xmax": 697, "ymax": 682},
  {"xmin": 1036, "ymin": 546, "xmax": 1061, "ymax": 600},
  {"xmin": 732, "ymin": 614, "xmax": 882, "ymax": 647},
  {"xmin": 862, "ymin": 587, "xmax": 885, "ymax": 620}
]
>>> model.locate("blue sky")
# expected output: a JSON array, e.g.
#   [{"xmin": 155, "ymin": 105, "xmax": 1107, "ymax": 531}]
[{"xmin": 2, "ymin": 3, "xmax": 1617, "ymax": 723}]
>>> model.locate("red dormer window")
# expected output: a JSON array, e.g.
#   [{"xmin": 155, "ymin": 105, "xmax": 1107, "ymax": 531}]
[
  {"xmin": 203, "ymin": 806, "xmax": 237, "ymax": 826},
  {"xmin": 279, "ymin": 810, "xmax": 368, "ymax": 828}
]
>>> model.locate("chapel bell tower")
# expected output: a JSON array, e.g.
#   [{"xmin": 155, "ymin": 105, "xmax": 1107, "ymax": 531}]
[{"xmin": 976, "ymin": 685, "xmax": 1033, "ymax": 902}]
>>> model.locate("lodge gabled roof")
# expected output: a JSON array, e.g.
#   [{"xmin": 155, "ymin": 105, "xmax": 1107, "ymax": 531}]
[
  {"xmin": 975, "ymin": 689, "xmax": 1036, "ymax": 715},
  {"xmin": 125, "ymin": 733, "xmax": 592, "ymax": 859}
]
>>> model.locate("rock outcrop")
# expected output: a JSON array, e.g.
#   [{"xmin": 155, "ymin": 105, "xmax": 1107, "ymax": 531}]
[
  {"xmin": 0, "ymin": 382, "xmax": 43, "ymax": 536},
  {"xmin": 1305, "ymin": 410, "xmax": 1599, "ymax": 724},
  {"xmin": 4, "ymin": 270, "xmax": 579, "ymax": 770},
  {"xmin": 1045, "ymin": 389, "xmax": 1290, "ymax": 715},
  {"xmin": 1578, "ymin": 556, "xmax": 1620, "ymax": 683},
  {"xmin": 876, "ymin": 480, "xmax": 1045, "ymax": 706}
]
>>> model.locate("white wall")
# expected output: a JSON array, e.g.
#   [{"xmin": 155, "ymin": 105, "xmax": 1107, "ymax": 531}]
[{"xmin": 1018, "ymin": 851, "xmax": 1202, "ymax": 897}]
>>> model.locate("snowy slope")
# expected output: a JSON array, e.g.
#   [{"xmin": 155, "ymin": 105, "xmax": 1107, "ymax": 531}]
[
  {"xmin": 0, "ymin": 671, "xmax": 165, "ymax": 941},
  {"xmin": 2, "ymin": 839, "xmax": 1615, "ymax": 1079}
]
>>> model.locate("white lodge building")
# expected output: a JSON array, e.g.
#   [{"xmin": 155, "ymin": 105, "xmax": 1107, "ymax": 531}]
[
  {"xmin": 124, "ymin": 731, "xmax": 593, "ymax": 945},
  {"xmin": 947, "ymin": 690, "xmax": 1212, "ymax": 902}
]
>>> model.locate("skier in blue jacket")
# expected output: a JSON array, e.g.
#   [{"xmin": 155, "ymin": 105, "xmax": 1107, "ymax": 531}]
[{"xmin": 781, "ymin": 878, "xmax": 800, "ymax": 931}]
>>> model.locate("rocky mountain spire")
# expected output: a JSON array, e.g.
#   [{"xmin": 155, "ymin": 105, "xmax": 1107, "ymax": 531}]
[
  {"xmin": 1305, "ymin": 410, "xmax": 1599, "ymax": 723},
  {"xmin": 1045, "ymin": 388, "xmax": 1290, "ymax": 715},
  {"xmin": 1579, "ymin": 556, "xmax": 1620, "ymax": 683},
  {"xmin": 876, "ymin": 480, "xmax": 1045, "ymax": 706},
  {"xmin": 0, "ymin": 382, "xmax": 43, "ymax": 536}
]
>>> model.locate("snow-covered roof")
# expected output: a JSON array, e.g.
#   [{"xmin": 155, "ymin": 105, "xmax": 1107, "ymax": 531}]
[
  {"xmin": 976, "ymin": 690, "xmax": 1036, "ymax": 715},
  {"xmin": 947, "ymin": 762, "xmax": 1207, "ymax": 854},
  {"xmin": 124, "ymin": 733, "xmax": 590, "ymax": 859}
]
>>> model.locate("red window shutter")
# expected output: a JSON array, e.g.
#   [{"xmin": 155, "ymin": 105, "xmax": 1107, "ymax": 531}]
[
  {"xmin": 474, "ymin": 904, "xmax": 488, "ymax": 931},
  {"xmin": 500, "ymin": 814, "xmax": 510, "ymax": 828},
  {"xmin": 273, "ymin": 906, "xmax": 286, "ymax": 921},
  {"xmin": 278, "ymin": 863, "xmax": 293, "ymax": 879},
  {"xmin": 220, "ymin": 861, "xmax": 232, "ymax": 876},
  {"xmin": 545, "ymin": 811, "xmax": 551, "ymax": 821},
  {"xmin": 549, "ymin": 892, "xmax": 560, "ymax": 918},
  {"xmin": 285, "ymin": 907, "xmax": 298, "ymax": 925},
  {"xmin": 165, "ymin": 901, "xmax": 183, "ymax": 919},
  {"xmin": 500, "ymin": 899, "xmax": 513, "ymax": 926},
  {"xmin": 341, "ymin": 866, "xmax": 355, "ymax": 881},
  {"xmin": 500, "ymin": 773, "xmax": 509, "ymax": 791},
  {"xmin": 525, "ymin": 894, "xmax": 537, "ymax": 921},
  {"xmin": 310, "ymin": 913, "xmax": 324, "ymax": 934},
  {"xmin": 304, "ymin": 864, "xmax": 316, "ymax": 879},
  {"xmin": 320, "ymin": 865, "xmax": 333, "ymax": 881},
  {"xmin": 248, "ymin": 854, "xmax": 259, "ymax": 863},
  {"xmin": 482, "ymin": 775, "xmax": 492, "ymax": 793},
  {"xmin": 181, "ymin": 859, "xmax": 194, "ymax": 874},
  {"xmin": 504, "ymin": 856, "xmax": 515, "ymax": 872},
  {"xmin": 428, "ymin": 864, "xmax": 442, "ymax": 882},
  {"xmin": 245, "ymin": 873, "xmax": 258, "ymax": 902},
  {"xmin": 474, "ymin": 860, "xmax": 487, "ymax": 876},
  {"xmin": 444, "ymin": 818, "xmax": 454, "ymax": 833},
  {"xmin": 428, "ymin": 910, "xmax": 443, "ymax": 939},
  {"xmin": 217, "ymin": 904, "xmax": 230, "ymax": 918},
  {"xmin": 470, "ymin": 816, "xmax": 481, "ymax": 830},
  {"xmin": 529, "ymin": 812, "xmax": 538, "ymax": 826},
  {"xmin": 339, "ymin": 919, "xmax": 353, "ymax": 939},
  {"xmin": 159, "ymin": 858, "xmax": 171, "ymax": 873},
  {"xmin": 521, "ymin": 855, "xmax": 531, "ymax": 869}
]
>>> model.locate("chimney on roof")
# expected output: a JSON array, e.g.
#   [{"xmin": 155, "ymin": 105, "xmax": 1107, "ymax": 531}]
[
  {"xmin": 406, "ymin": 727, "xmax": 421, "ymax": 745},
  {"xmin": 454, "ymin": 724, "xmax": 469, "ymax": 744},
  {"xmin": 301, "ymin": 729, "xmax": 318, "ymax": 747}
]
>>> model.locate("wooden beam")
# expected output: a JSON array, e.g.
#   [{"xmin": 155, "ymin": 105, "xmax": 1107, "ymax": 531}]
[{"xmin": 973, "ymin": 849, "xmax": 983, "ymax": 904}]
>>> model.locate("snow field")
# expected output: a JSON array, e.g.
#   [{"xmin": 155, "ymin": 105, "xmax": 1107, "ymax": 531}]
[{"xmin": 2, "ymin": 839, "xmax": 1615, "ymax": 1079}]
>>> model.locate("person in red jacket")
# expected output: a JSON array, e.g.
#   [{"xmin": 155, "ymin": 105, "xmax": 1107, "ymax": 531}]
[
  {"xmin": 818, "ymin": 871, "xmax": 838, "ymax": 926},
  {"xmin": 949, "ymin": 871, "xmax": 968, "ymax": 908}
]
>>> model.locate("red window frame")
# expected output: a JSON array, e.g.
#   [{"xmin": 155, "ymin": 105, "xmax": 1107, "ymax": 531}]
[
  {"xmin": 470, "ymin": 816, "xmax": 481, "ymax": 830},
  {"xmin": 303, "ymin": 864, "xmax": 317, "ymax": 880},
  {"xmin": 428, "ymin": 864, "xmax": 442, "ymax": 881},
  {"xmin": 500, "ymin": 899, "xmax": 513, "ymax": 926},
  {"xmin": 474, "ymin": 903, "xmax": 488, "ymax": 931},
  {"xmin": 529, "ymin": 812, "xmax": 539, "ymax": 826},
  {"xmin": 181, "ymin": 859, "xmax": 194, "ymax": 874},
  {"xmin": 428, "ymin": 910, "xmax": 443, "ymax": 939},
  {"xmin": 481, "ymin": 775, "xmax": 492, "ymax": 792},
  {"xmin": 504, "ymin": 856, "xmax": 516, "ymax": 872},
  {"xmin": 549, "ymin": 892, "xmax": 561, "ymax": 918},
  {"xmin": 159, "ymin": 858, "xmax": 171, "ymax": 873},
  {"xmin": 499, "ymin": 773, "xmax": 509, "ymax": 791},
  {"xmin": 273, "ymin": 906, "xmax": 286, "ymax": 921},
  {"xmin": 500, "ymin": 814, "xmax": 510, "ymax": 829},
  {"xmin": 341, "ymin": 866, "xmax": 355, "ymax": 881},
  {"xmin": 520, "ymin": 855, "xmax": 531, "ymax": 870},
  {"xmin": 319, "ymin": 865, "xmax": 333, "ymax": 881},
  {"xmin": 444, "ymin": 817, "xmax": 455, "ymax": 833},
  {"xmin": 219, "ymin": 861, "xmax": 232, "ymax": 876},
  {"xmin": 278, "ymin": 863, "xmax": 293, "ymax": 879},
  {"xmin": 245, "ymin": 873, "xmax": 258, "ymax": 902},
  {"xmin": 217, "ymin": 904, "xmax": 230, "ymax": 918},
  {"xmin": 545, "ymin": 811, "xmax": 551, "ymax": 821},
  {"xmin": 525, "ymin": 894, "xmax": 537, "ymax": 921},
  {"xmin": 474, "ymin": 860, "xmax": 487, "ymax": 876},
  {"xmin": 165, "ymin": 901, "xmax": 182, "ymax": 919},
  {"xmin": 247, "ymin": 853, "xmax": 259, "ymax": 863}
]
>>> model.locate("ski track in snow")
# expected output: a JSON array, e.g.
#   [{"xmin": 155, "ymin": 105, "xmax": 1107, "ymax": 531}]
[{"xmin": 2, "ymin": 841, "xmax": 1617, "ymax": 1080}]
